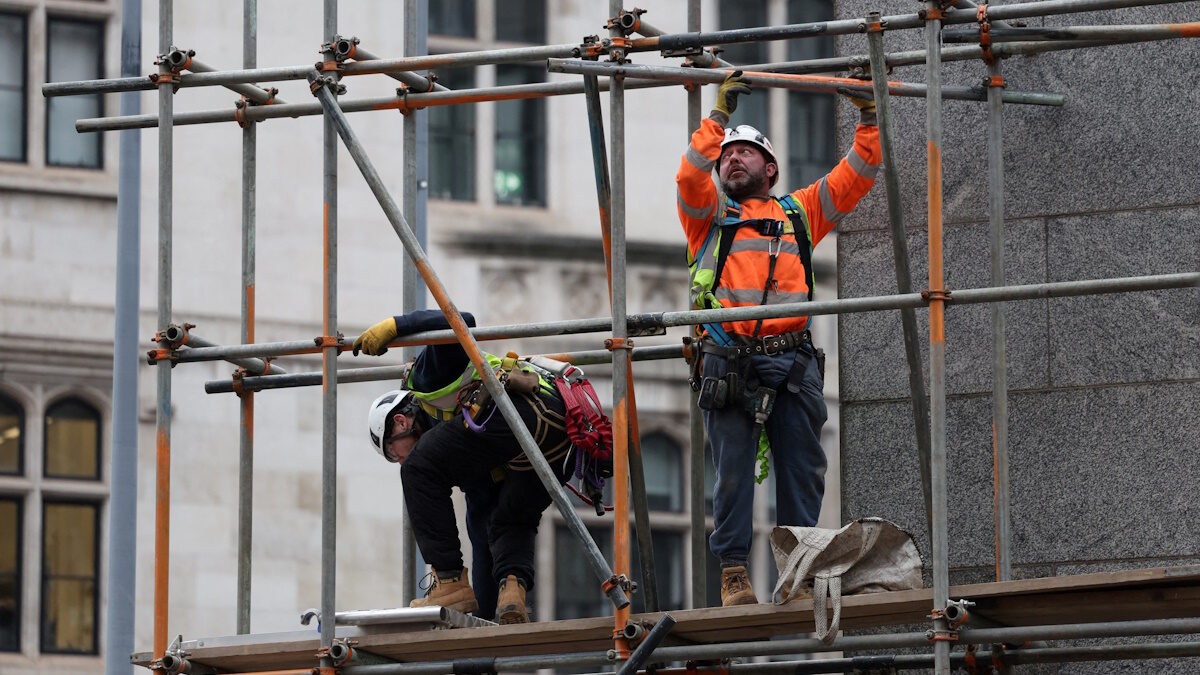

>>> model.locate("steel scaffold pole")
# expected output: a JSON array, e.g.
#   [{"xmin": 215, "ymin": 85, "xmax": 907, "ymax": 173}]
[
  {"xmin": 608, "ymin": 0, "xmax": 636, "ymax": 653},
  {"xmin": 307, "ymin": 75, "xmax": 630, "ymax": 611},
  {"xmin": 319, "ymin": 0, "xmax": 339, "ymax": 666},
  {"xmin": 865, "ymin": 12, "xmax": 934, "ymax": 546},
  {"xmin": 105, "ymin": 0, "xmax": 141, "ymax": 671},
  {"xmin": 987, "ymin": 54, "xmax": 1013, "ymax": 584},
  {"xmin": 236, "ymin": 0, "xmax": 257, "ymax": 636},
  {"xmin": 151, "ymin": 0, "xmax": 174, "ymax": 670},
  {"xmin": 924, "ymin": 2, "xmax": 951, "ymax": 673},
  {"xmin": 686, "ymin": 0, "xmax": 707, "ymax": 612},
  {"xmin": 398, "ymin": 0, "xmax": 428, "ymax": 611}
]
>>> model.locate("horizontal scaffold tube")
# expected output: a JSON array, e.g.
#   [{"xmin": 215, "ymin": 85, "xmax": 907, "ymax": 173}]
[
  {"xmin": 74, "ymin": 78, "xmax": 671, "ymax": 133},
  {"xmin": 203, "ymin": 345, "xmax": 686, "ymax": 395},
  {"xmin": 942, "ymin": 21, "xmax": 1200, "ymax": 43},
  {"xmin": 338, "ymin": 617, "xmax": 1200, "ymax": 674},
  {"xmin": 42, "ymin": 0, "xmax": 1189, "ymax": 99},
  {"xmin": 547, "ymin": 59, "xmax": 1066, "ymax": 106},
  {"xmin": 74, "ymin": 27, "xmax": 1190, "ymax": 133},
  {"xmin": 173, "ymin": 272, "xmax": 1198, "ymax": 365}
]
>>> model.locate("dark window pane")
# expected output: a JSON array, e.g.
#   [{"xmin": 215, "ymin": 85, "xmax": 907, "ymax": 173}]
[
  {"xmin": 787, "ymin": 92, "xmax": 836, "ymax": 187},
  {"xmin": 41, "ymin": 502, "xmax": 99, "ymax": 654},
  {"xmin": 629, "ymin": 532, "xmax": 685, "ymax": 613},
  {"xmin": 47, "ymin": 19, "xmax": 103, "ymax": 168},
  {"xmin": 554, "ymin": 525, "xmax": 612, "ymax": 620},
  {"xmin": 0, "ymin": 13, "xmax": 26, "ymax": 162},
  {"xmin": 44, "ymin": 399, "xmax": 101, "ymax": 480},
  {"xmin": 0, "ymin": 395, "xmax": 22, "ymax": 475},
  {"xmin": 495, "ymin": 0, "xmax": 545, "ymax": 44},
  {"xmin": 429, "ymin": 66, "xmax": 476, "ymax": 201},
  {"xmin": 0, "ymin": 498, "xmax": 20, "ymax": 652},
  {"xmin": 430, "ymin": 0, "xmax": 475, "ymax": 37},
  {"xmin": 494, "ymin": 64, "xmax": 545, "ymax": 206},
  {"xmin": 718, "ymin": 1, "xmax": 769, "ymax": 131},
  {"xmin": 642, "ymin": 433, "xmax": 681, "ymax": 512},
  {"xmin": 786, "ymin": 0, "xmax": 835, "ymax": 62}
]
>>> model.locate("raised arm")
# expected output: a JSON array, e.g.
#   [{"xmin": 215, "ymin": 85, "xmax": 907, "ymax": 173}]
[{"xmin": 793, "ymin": 99, "xmax": 881, "ymax": 247}]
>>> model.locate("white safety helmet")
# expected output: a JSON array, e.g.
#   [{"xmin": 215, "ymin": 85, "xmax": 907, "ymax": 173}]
[
  {"xmin": 720, "ymin": 124, "xmax": 778, "ymax": 186},
  {"xmin": 367, "ymin": 389, "xmax": 417, "ymax": 461}
]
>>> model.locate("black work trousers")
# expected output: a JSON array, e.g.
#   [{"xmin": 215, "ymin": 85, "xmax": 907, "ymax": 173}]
[{"xmin": 401, "ymin": 391, "xmax": 571, "ymax": 593}]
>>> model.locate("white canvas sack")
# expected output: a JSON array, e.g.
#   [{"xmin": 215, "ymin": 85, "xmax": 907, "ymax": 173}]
[{"xmin": 770, "ymin": 517, "xmax": 923, "ymax": 643}]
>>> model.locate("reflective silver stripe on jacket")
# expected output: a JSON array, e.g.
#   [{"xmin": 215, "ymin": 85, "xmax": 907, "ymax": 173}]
[
  {"xmin": 716, "ymin": 287, "xmax": 811, "ymax": 304},
  {"xmin": 846, "ymin": 147, "xmax": 881, "ymax": 180}
]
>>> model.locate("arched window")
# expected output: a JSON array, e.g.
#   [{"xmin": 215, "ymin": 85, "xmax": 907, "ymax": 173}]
[
  {"xmin": 43, "ymin": 398, "xmax": 100, "ymax": 480},
  {"xmin": 0, "ymin": 393, "xmax": 22, "ymax": 475}
]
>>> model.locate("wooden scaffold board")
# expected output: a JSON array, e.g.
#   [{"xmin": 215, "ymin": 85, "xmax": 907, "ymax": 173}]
[{"xmin": 131, "ymin": 565, "xmax": 1200, "ymax": 672}]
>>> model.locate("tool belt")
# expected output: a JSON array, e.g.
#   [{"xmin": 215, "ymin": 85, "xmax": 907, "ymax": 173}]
[{"xmin": 699, "ymin": 330, "xmax": 813, "ymax": 359}]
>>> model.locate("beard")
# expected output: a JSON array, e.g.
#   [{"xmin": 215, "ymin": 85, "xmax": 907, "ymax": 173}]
[{"xmin": 720, "ymin": 168, "xmax": 768, "ymax": 200}]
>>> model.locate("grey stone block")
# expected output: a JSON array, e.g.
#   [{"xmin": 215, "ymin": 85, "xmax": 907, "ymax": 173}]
[
  {"xmin": 831, "ymin": 2, "xmax": 1200, "ymax": 233},
  {"xmin": 1008, "ymin": 383, "xmax": 1200, "ymax": 564},
  {"xmin": 1047, "ymin": 208, "xmax": 1200, "ymax": 387},
  {"xmin": 841, "ymin": 396, "xmax": 1007, "ymax": 571},
  {"xmin": 838, "ymin": 218, "xmax": 1048, "ymax": 402}
]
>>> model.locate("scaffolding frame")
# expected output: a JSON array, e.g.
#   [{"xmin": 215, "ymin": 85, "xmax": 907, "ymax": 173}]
[{"xmin": 45, "ymin": 0, "xmax": 1200, "ymax": 673}]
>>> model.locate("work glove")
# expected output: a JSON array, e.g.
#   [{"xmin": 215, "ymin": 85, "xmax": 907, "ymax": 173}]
[
  {"xmin": 352, "ymin": 317, "xmax": 398, "ymax": 356},
  {"xmin": 837, "ymin": 87, "xmax": 877, "ymax": 115},
  {"xmin": 713, "ymin": 71, "xmax": 751, "ymax": 117}
]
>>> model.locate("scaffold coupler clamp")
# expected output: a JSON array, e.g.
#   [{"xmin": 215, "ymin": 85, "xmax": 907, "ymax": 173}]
[
  {"xmin": 331, "ymin": 34, "xmax": 360, "ymax": 61},
  {"xmin": 618, "ymin": 619, "xmax": 652, "ymax": 647},
  {"xmin": 917, "ymin": 0, "xmax": 955, "ymax": 23},
  {"xmin": 317, "ymin": 638, "xmax": 358, "ymax": 667},
  {"xmin": 602, "ymin": 573, "xmax": 637, "ymax": 600},
  {"xmin": 313, "ymin": 333, "xmax": 345, "ymax": 350},
  {"xmin": 628, "ymin": 312, "xmax": 667, "ymax": 337},
  {"xmin": 943, "ymin": 598, "xmax": 974, "ymax": 628},
  {"xmin": 151, "ymin": 634, "xmax": 191, "ymax": 674},
  {"xmin": 605, "ymin": 336, "xmax": 635, "ymax": 352},
  {"xmin": 309, "ymin": 72, "xmax": 347, "ymax": 97},
  {"xmin": 151, "ymin": 47, "xmax": 189, "ymax": 90},
  {"xmin": 921, "ymin": 288, "xmax": 952, "ymax": 303},
  {"xmin": 231, "ymin": 367, "xmax": 249, "ymax": 398}
]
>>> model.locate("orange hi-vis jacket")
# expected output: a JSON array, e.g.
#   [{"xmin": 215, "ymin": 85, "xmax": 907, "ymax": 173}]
[{"xmin": 677, "ymin": 116, "xmax": 881, "ymax": 339}]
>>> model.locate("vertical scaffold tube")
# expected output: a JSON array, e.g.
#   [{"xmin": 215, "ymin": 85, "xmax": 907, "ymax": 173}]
[
  {"xmin": 152, "ymin": 0, "xmax": 174, "ymax": 669},
  {"xmin": 686, "ymin": 0, "xmax": 707, "ymax": 612},
  {"xmin": 924, "ymin": 3, "xmax": 951, "ymax": 674},
  {"xmin": 237, "ymin": 0, "xmax": 257, "ymax": 635},
  {"xmin": 582, "ymin": 53, "xmax": 658, "ymax": 614},
  {"xmin": 398, "ymin": 0, "xmax": 428, "ymax": 609},
  {"xmin": 609, "ymin": 0, "xmax": 633, "ymax": 655},
  {"xmin": 987, "ymin": 57, "xmax": 1012, "ymax": 583},
  {"xmin": 307, "ymin": 78, "xmax": 630, "ymax": 613},
  {"xmin": 865, "ymin": 13, "xmax": 933, "ymax": 540},
  {"xmin": 105, "ymin": 0, "xmax": 141, "ymax": 670},
  {"xmin": 320, "ymin": 0, "xmax": 339, "ymax": 664}
]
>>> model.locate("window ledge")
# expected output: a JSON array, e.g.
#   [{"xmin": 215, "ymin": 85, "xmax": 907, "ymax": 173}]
[{"xmin": 0, "ymin": 164, "xmax": 118, "ymax": 201}]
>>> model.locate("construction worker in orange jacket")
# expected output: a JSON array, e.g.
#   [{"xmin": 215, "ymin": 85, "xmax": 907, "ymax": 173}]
[{"xmin": 678, "ymin": 71, "xmax": 880, "ymax": 607}]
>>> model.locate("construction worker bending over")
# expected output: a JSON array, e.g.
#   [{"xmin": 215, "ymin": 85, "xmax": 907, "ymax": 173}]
[
  {"xmin": 357, "ymin": 309, "xmax": 574, "ymax": 624},
  {"xmin": 678, "ymin": 72, "xmax": 880, "ymax": 607}
]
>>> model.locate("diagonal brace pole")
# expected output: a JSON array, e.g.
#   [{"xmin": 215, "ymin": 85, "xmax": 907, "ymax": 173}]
[
  {"xmin": 308, "ymin": 71, "xmax": 630, "ymax": 611},
  {"xmin": 865, "ymin": 13, "xmax": 934, "ymax": 542}
]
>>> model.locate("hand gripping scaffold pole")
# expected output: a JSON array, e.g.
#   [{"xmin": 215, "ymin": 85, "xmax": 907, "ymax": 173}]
[{"xmin": 44, "ymin": 0, "xmax": 1200, "ymax": 672}]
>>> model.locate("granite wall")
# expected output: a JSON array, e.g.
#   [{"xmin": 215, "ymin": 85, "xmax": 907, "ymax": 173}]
[{"xmin": 833, "ymin": 2, "xmax": 1200, "ymax": 671}]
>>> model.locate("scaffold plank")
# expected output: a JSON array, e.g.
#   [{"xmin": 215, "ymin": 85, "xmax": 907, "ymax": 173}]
[{"xmin": 130, "ymin": 566, "xmax": 1200, "ymax": 672}]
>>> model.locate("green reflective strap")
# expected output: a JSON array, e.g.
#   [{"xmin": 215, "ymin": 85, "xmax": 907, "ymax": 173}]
[{"xmin": 755, "ymin": 429, "xmax": 770, "ymax": 484}]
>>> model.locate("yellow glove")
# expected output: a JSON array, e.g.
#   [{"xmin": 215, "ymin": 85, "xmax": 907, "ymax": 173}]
[
  {"xmin": 352, "ymin": 318, "xmax": 398, "ymax": 356},
  {"xmin": 837, "ymin": 87, "xmax": 877, "ymax": 115},
  {"xmin": 714, "ymin": 71, "xmax": 751, "ymax": 117}
]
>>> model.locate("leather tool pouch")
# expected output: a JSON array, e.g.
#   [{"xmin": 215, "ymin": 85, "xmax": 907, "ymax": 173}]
[{"xmin": 503, "ymin": 368, "xmax": 540, "ymax": 395}]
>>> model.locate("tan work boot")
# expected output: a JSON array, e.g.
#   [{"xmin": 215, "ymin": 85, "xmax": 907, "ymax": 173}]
[
  {"xmin": 720, "ymin": 565, "xmax": 758, "ymax": 607},
  {"xmin": 496, "ymin": 574, "xmax": 529, "ymax": 624},
  {"xmin": 410, "ymin": 568, "xmax": 478, "ymax": 614}
]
